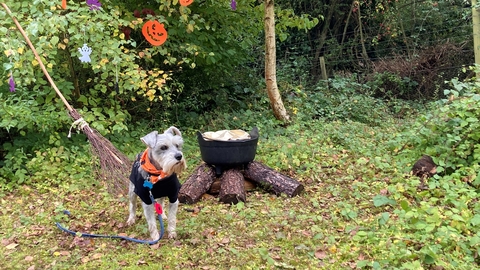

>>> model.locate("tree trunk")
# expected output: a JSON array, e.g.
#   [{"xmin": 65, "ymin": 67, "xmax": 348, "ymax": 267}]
[
  {"xmin": 219, "ymin": 168, "xmax": 246, "ymax": 204},
  {"xmin": 243, "ymin": 161, "xmax": 304, "ymax": 197},
  {"xmin": 178, "ymin": 163, "xmax": 216, "ymax": 204},
  {"xmin": 311, "ymin": 0, "xmax": 340, "ymax": 81},
  {"xmin": 264, "ymin": 0, "xmax": 290, "ymax": 123},
  {"xmin": 355, "ymin": 2, "xmax": 370, "ymax": 71}
]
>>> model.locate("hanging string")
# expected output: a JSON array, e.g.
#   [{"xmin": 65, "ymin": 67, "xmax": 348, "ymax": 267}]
[
  {"xmin": 114, "ymin": 63, "xmax": 119, "ymax": 94},
  {"xmin": 79, "ymin": 26, "xmax": 92, "ymax": 63}
]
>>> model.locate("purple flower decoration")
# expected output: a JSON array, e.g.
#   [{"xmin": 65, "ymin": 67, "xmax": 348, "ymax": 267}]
[
  {"xmin": 231, "ymin": 0, "xmax": 237, "ymax": 10},
  {"xmin": 9, "ymin": 74, "xmax": 15, "ymax": 92},
  {"xmin": 86, "ymin": 0, "xmax": 101, "ymax": 11}
]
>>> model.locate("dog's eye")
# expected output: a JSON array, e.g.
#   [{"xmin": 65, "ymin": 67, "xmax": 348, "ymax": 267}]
[{"xmin": 160, "ymin": 145, "xmax": 168, "ymax": 151}]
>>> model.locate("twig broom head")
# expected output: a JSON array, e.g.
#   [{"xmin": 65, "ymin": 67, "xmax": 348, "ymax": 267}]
[{"xmin": 69, "ymin": 109, "xmax": 131, "ymax": 195}]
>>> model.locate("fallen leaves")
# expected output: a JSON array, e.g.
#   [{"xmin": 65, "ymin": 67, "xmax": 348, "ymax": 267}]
[{"xmin": 6, "ymin": 242, "xmax": 19, "ymax": 250}]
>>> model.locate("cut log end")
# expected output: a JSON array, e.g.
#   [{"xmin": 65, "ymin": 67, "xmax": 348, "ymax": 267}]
[
  {"xmin": 178, "ymin": 163, "xmax": 216, "ymax": 204},
  {"xmin": 219, "ymin": 168, "xmax": 246, "ymax": 204}
]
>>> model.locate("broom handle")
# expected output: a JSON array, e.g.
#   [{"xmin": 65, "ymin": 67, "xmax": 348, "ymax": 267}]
[{"xmin": 1, "ymin": 3, "xmax": 74, "ymax": 112}]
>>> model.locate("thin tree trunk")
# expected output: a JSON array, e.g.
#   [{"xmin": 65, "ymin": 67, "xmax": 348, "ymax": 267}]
[
  {"xmin": 264, "ymin": 0, "xmax": 290, "ymax": 122},
  {"xmin": 356, "ymin": 2, "xmax": 370, "ymax": 71},
  {"xmin": 311, "ymin": 0, "xmax": 339, "ymax": 81}
]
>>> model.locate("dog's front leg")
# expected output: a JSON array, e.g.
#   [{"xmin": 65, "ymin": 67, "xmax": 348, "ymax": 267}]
[
  {"xmin": 126, "ymin": 182, "xmax": 137, "ymax": 226},
  {"xmin": 167, "ymin": 199, "xmax": 179, "ymax": 239},
  {"xmin": 142, "ymin": 202, "xmax": 159, "ymax": 240}
]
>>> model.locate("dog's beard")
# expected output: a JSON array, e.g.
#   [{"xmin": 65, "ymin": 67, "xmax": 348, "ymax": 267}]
[{"xmin": 162, "ymin": 158, "xmax": 187, "ymax": 175}]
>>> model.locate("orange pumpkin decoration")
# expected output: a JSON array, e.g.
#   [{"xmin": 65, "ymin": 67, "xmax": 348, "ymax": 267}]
[
  {"xmin": 179, "ymin": 0, "xmax": 194, "ymax": 7},
  {"xmin": 142, "ymin": 20, "xmax": 168, "ymax": 46}
]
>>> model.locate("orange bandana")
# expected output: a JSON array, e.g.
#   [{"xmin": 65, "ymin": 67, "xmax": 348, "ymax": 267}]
[{"xmin": 140, "ymin": 149, "xmax": 168, "ymax": 184}]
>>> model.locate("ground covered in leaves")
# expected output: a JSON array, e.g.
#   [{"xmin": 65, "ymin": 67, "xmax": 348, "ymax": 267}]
[{"xmin": 1, "ymin": 117, "xmax": 479, "ymax": 269}]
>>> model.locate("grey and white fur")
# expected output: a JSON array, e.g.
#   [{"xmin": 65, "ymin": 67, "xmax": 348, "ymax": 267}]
[{"xmin": 126, "ymin": 126, "xmax": 187, "ymax": 240}]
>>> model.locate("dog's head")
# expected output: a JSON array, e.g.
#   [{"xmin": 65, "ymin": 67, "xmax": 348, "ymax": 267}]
[{"xmin": 141, "ymin": 126, "xmax": 187, "ymax": 175}]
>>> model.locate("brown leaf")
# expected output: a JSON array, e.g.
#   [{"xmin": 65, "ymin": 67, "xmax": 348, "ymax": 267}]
[
  {"xmin": 173, "ymin": 241, "xmax": 182, "ymax": 247},
  {"xmin": 1, "ymin": 238, "xmax": 11, "ymax": 246},
  {"xmin": 221, "ymin": 237, "xmax": 230, "ymax": 244},
  {"xmin": 315, "ymin": 249, "xmax": 327, "ymax": 260},
  {"xmin": 91, "ymin": 253, "xmax": 103, "ymax": 260},
  {"xmin": 150, "ymin": 243, "xmax": 160, "ymax": 249},
  {"xmin": 24, "ymin": 256, "xmax": 34, "ymax": 262}
]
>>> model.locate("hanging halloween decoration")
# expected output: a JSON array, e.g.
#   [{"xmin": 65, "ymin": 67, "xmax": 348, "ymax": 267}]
[
  {"xmin": 86, "ymin": 0, "xmax": 101, "ymax": 11},
  {"xmin": 7, "ymin": 47, "xmax": 15, "ymax": 92},
  {"xmin": 8, "ymin": 73, "xmax": 15, "ymax": 92},
  {"xmin": 230, "ymin": 0, "xmax": 237, "ymax": 10},
  {"xmin": 179, "ymin": 0, "xmax": 194, "ymax": 7},
  {"xmin": 62, "ymin": 0, "xmax": 66, "ymax": 9},
  {"xmin": 142, "ymin": 20, "xmax": 168, "ymax": 46},
  {"xmin": 79, "ymin": 44, "xmax": 92, "ymax": 63}
]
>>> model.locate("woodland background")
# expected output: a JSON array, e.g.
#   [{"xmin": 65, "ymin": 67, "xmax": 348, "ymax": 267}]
[{"xmin": 1, "ymin": 0, "xmax": 480, "ymax": 269}]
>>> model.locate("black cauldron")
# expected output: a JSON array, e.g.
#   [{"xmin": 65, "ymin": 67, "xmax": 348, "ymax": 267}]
[{"xmin": 197, "ymin": 127, "xmax": 259, "ymax": 175}]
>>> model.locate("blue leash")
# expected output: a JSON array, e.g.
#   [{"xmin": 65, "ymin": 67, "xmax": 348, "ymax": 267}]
[{"xmin": 56, "ymin": 180, "xmax": 164, "ymax": 245}]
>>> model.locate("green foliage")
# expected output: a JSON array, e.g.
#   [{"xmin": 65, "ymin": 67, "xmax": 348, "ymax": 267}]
[
  {"xmin": 395, "ymin": 72, "xmax": 480, "ymax": 182},
  {"xmin": 367, "ymin": 72, "xmax": 419, "ymax": 100},
  {"xmin": 288, "ymin": 76, "xmax": 395, "ymax": 125},
  {"xmin": 0, "ymin": 131, "xmax": 96, "ymax": 192}
]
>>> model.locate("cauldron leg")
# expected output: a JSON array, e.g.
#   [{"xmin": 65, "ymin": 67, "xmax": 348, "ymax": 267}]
[{"xmin": 214, "ymin": 165, "xmax": 223, "ymax": 176}]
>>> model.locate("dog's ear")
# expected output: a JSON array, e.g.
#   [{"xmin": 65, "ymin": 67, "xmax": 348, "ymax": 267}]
[
  {"xmin": 164, "ymin": 126, "xmax": 182, "ymax": 137},
  {"xmin": 141, "ymin": 131, "xmax": 159, "ymax": 148}
]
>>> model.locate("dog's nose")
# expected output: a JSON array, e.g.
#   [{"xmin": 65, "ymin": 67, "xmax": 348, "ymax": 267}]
[{"xmin": 175, "ymin": 153, "xmax": 183, "ymax": 161}]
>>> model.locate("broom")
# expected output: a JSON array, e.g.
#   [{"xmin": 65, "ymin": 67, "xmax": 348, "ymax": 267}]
[{"xmin": 2, "ymin": 3, "xmax": 130, "ymax": 195}]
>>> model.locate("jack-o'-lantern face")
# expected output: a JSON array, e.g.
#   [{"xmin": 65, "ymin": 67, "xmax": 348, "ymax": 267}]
[
  {"xmin": 179, "ymin": 0, "xmax": 194, "ymax": 7},
  {"xmin": 142, "ymin": 20, "xmax": 168, "ymax": 46}
]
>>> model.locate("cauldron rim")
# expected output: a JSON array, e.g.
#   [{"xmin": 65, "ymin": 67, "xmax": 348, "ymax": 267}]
[{"xmin": 196, "ymin": 127, "xmax": 258, "ymax": 143}]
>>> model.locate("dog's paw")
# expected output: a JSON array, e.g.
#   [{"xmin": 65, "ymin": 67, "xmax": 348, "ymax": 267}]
[
  {"xmin": 126, "ymin": 217, "xmax": 135, "ymax": 226},
  {"xmin": 167, "ymin": 231, "xmax": 177, "ymax": 239},
  {"xmin": 150, "ymin": 231, "xmax": 160, "ymax": 241}
]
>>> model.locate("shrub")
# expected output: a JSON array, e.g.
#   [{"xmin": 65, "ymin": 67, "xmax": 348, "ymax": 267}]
[{"xmin": 368, "ymin": 43, "xmax": 471, "ymax": 100}]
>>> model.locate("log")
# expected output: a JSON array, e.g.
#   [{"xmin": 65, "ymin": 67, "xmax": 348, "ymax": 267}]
[
  {"xmin": 219, "ymin": 168, "xmax": 246, "ymax": 204},
  {"xmin": 243, "ymin": 161, "xmax": 304, "ymax": 197},
  {"xmin": 209, "ymin": 177, "xmax": 256, "ymax": 194},
  {"xmin": 178, "ymin": 163, "xmax": 216, "ymax": 204}
]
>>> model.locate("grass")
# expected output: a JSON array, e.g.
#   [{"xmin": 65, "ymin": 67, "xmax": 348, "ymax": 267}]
[{"xmin": 0, "ymin": 111, "xmax": 478, "ymax": 269}]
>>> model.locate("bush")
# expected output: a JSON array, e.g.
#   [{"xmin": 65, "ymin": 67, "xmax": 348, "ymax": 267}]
[
  {"xmin": 368, "ymin": 43, "xmax": 471, "ymax": 100},
  {"xmin": 393, "ymin": 70, "xmax": 480, "ymax": 185}
]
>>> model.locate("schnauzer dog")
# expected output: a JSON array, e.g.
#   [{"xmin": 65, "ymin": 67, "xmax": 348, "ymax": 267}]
[{"xmin": 126, "ymin": 126, "xmax": 187, "ymax": 240}]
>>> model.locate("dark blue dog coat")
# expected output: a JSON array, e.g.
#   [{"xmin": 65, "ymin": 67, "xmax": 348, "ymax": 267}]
[{"xmin": 129, "ymin": 158, "xmax": 181, "ymax": 205}]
